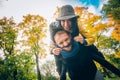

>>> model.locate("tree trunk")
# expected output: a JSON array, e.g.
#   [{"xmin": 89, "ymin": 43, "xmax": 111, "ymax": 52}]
[{"xmin": 35, "ymin": 53, "xmax": 41, "ymax": 80}]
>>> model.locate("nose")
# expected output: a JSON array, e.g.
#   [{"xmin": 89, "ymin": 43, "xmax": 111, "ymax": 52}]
[{"xmin": 63, "ymin": 41, "xmax": 69, "ymax": 47}]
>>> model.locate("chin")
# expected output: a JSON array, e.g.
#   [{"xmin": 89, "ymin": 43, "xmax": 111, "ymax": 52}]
[{"xmin": 65, "ymin": 28, "xmax": 70, "ymax": 31}]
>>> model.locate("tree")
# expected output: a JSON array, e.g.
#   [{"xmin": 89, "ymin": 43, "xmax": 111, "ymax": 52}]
[
  {"xmin": 75, "ymin": 6, "xmax": 120, "ymax": 78},
  {"xmin": 0, "ymin": 17, "xmax": 19, "ymax": 80},
  {"xmin": 102, "ymin": 0, "xmax": 120, "ymax": 20},
  {"xmin": 0, "ymin": 17, "xmax": 18, "ymax": 55},
  {"xmin": 41, "ymin": 60, "xmax": 58, "ymax": 80},
  {"xmin": 0, "ymin": 17, "xmax": 37, "ymax": 80},
  {"xmin": 0, "ymin": 51, "xmax": 37, "ymax": 80},
  {"xmin": 102, "ymin": 0, "xmax": 120, "ymax": 41},
  {"xmin": 18, "ymin": 14, "xmax": 47, "ymax": 80},
  {"xmin": 102, "ymin": 0, "xmax": 120, "ymax": 67}
]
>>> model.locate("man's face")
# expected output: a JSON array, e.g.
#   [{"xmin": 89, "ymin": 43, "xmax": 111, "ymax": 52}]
[
  {"xmin": 61, "ymin": 19, "xmax": 72, "ymax": 31},
  {"xmin": 54, "ymin": 32, "xmax": 72, "ymax": 51}
]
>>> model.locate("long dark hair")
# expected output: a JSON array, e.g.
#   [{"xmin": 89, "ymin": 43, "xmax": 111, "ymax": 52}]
[{"xmin": 70, "ymin": 17, "xmax": 79, "ymax": 37}]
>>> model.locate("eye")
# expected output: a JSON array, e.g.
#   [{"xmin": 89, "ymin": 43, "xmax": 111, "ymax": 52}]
[
  {"xmin": 59, "ymin": 42, "xmax": 63, "ymax": 45},
  {"xmin": 65, "ymin": 38, "xmax": 69, "ymax": 41}
]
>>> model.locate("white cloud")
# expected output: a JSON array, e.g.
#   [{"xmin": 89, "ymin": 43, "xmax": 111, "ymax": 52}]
[
  {"xmin": 0, "ymin": 0, "xmax": 63, "ymax": 23},
  {"xmin": 81, "ymin": 0, "xmax": 108, "ymax": 16},
  {"xmin": 87, "ymin": 5, "xmax": 102, "ymax": 16}
]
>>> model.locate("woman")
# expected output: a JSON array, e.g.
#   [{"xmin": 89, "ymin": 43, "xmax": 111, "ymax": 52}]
[{"xmin": 49, "ymin": 5, "xmax": 105, "ymax": 80}]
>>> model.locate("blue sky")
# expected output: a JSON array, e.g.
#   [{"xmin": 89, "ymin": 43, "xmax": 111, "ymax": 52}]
[
  {"xmin": 61, "ymin": 0, "xmax": 101, "ymax": 8},
  {"xmin": 79, "ymin": 0, "xmax": 100, "ymax": 8}
]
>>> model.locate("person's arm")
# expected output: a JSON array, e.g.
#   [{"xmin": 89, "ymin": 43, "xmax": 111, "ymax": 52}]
[
  {"xmin": 87, "ymin": 45, "xmax": 105, "ymax": 59},
  {"xmin": 78, "ymin": 26, "xmax": 95, "ymax": 46},
  {"xmin": 91, "ymin": 53, "xmax": 120, "ymax": 77}
]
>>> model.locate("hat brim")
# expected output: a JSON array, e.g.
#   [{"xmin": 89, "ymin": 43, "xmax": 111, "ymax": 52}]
[{"xmin": 56, "ymin": 15, "xmax": 79, "ymax": 21}]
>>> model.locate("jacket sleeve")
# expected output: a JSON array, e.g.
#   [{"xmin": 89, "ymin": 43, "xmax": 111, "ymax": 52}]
[
  {"xmin": 78, "ymin": 26, "xmax": 95, "ymax": 46},
  {"xmin": 91, "ymin": 53, "xmax": 120, "ymax": 77}
]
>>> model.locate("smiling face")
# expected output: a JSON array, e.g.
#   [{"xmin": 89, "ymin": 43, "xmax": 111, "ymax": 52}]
[
  {"xmin": 54, "ymin": 31, "xmax": 72, "ymax": 51},
  {"xmin": 61, "ymin": 19, "xmax": 72, "ymax": 31}
]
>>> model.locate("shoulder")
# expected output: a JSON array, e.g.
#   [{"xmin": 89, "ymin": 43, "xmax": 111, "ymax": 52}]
[{"xmin": 49, "ymin": 21, "xmax": 60, "ymax": 28}]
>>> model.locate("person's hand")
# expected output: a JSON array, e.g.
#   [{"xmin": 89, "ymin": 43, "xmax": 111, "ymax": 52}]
[
  {"xmin": 52, "ymin": 48, "xmax": 62, "ymax": 55},
  {"xmin": 74, "ymin": 35, "xmax": 84, "ymax": 44}
]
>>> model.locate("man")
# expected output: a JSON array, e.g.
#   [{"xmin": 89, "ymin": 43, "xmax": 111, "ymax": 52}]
[
  {"xmin": 49, "ymin": 4, "xmax": 105, "ymax": 80},
  {"xmin": 52, "ymin": 28, "xmax": 120, "ymax": 80}
]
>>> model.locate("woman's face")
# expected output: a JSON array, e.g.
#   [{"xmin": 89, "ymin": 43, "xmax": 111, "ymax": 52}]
[{"xmin": 61, "ymin": 19, "xmax": 72, "ymax": 31}]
